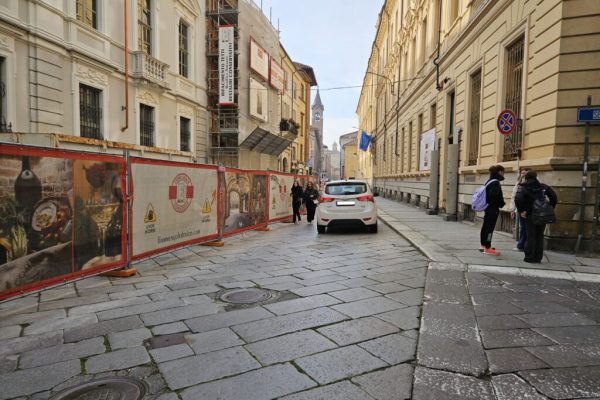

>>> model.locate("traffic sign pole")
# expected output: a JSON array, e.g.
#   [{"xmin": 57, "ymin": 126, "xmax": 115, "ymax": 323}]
[{"xmin": 575, "ymin": 96, "xmax": 592, "ymax": 254}]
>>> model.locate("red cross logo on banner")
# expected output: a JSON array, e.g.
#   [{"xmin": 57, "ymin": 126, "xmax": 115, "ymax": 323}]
[{"xmin": 497, "ymin": 109, "xmax": 516, "ymax": 136}]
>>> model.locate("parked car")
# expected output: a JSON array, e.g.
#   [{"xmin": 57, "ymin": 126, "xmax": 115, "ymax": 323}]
[{"xmin": 316, "ymin": 180, "xmax": 378, "ymax": 233}]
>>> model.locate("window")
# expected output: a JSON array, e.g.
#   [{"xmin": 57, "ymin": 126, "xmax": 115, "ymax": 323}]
[
  {"xmin": 411, "ymin": 38, "xmax": 416, "ymax": 76},
  {"xmin": 401, "ymin": 127, "xmax": 405, "ymax": 173},
  {"xmin": 417, "ymin": 113, "xmax": 423, "ymax": 167},
  {"xmin": 138, "ymin": 0, "xmax": 152, "ymax": 54},
  {"xmin": 504, "ymin": 35, "xmax": 525, "ymax": 161},
  {"xmin": 300, "ymin": 144, "xmax": 303, "ymax": 159},
  {"xmin": 420, "ymin": 18, "xmax": 427, "ymax": 66},
  {"xmin": 408, "ymin": 121, "xmax": 413, "ymax": 171},
  {"xmin": 0, "ymin": 56, "xmax": 8, "ymax": 132},
  {"xmin": 180, "ymin": 117, "xmax": 190, "ymax": 151},
  {"xmin": 430, "ymin": 103, "xmax": 437, "ymax": 129},
  {"xmin": 79, "ymin": 84, "xmax": 102, "ymax": 139},
  {"xmin": 76, "ymin": 0, "xmax": 97, "ymax": 29},
  {"xmin": 468, "ymin": 69, "xmax": 482, "ymax": 165},
  {"xmin": 448, "ymin": 91, "xmax": 456, "ymax": 144},
  {"xmin": 140, "ymin": 104, "xmax": 155, "ymax": 146},
  {"xmin": 178, "ymin": 21, "xmax": 189, "ymax": 77}
]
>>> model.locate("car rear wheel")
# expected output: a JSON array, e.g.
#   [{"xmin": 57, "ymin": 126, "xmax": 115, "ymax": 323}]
[
  {"xmin": 317, "ymin": 224, "xmax": 326, "ymax": 234},
  {"xmin": 368, "ymin": 222, "xmax": 378, "ymax": 233}
]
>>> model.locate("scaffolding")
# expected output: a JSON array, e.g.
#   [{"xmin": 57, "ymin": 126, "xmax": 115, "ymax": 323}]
[{"xmin": 207, "ymin": 0, "xmax": 240, "ymax": 167}]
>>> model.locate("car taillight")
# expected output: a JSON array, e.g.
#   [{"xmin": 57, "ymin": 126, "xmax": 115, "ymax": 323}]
[
  {"xmin": 357, "ymin": 195, "xmax": 374, "ymax": 202},
  {"xmin": 319, "ymin": 196, "xmax": 335, "ymax": 203}
]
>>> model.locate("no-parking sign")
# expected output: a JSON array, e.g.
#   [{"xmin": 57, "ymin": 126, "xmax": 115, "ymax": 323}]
[{"xmin": 497, "ymin": 109, "xmax": 516, "ymax": 136}]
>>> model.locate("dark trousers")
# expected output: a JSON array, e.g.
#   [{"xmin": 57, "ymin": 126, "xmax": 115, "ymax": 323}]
[
  {"xmin": 306, "ymin": 201, "xmax": 317, "ymax": 222},
  {"xmin": 480, "ymin": 207, "xmax": 500, "ymax": 248},
  {"xmin": 524, "ymin": 218, "xmax": 545, "ymax": 263},
  {"xmin": 516, "ymin": 214, "xmax": 527, "ymax": 250},
  {"xmin": 292, "ymin": 201, "xmax": 302, "ymax": 222}
]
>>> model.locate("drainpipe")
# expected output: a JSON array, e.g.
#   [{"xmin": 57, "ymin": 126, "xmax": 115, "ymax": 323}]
[
  {"xmin": 121, "ymin": 0, "xmax": 129, "ymax": 132},
  {"xmin": 434, "ymin": 0, "xmax": 443, "ymax": 91}
]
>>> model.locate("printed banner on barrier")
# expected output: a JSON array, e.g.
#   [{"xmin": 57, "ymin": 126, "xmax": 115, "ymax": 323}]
[
  {"xmin": 131, "ymin": 160, "xmax": 219, "ymax": 258},
  {"xmin": 269, "ymin": 173, "xmax": 293, "ymax": 221},
  {"xmin": 0, "ymin": 146, "xmax": 126, "ymax": 298},
  {"xmin": 223, "ymin": 170, "xmax": 267, "ymax": 235}
]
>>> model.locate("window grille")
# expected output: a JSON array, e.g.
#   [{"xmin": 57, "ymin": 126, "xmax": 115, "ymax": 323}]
[
  {"xmin": 79, "ymin": 84, "xmax": 102, "ymax": 139},
  {"xmin": 180, "ymin": 117, "xmax": 190, "ymax": 152},
  {"xmin": 468, "ymin": 69, "xmax": 482, "ymax": 165},
  {"xmin": 140, "ymin": 104, "xmax": 155, "ymax": 147},
  {"xmin": 138, "ymin": 0, "xmax": 152, "ymax": 54},
  {"xmin": 503, "ymin": 35, "xmax": 524, "ymax": 161},
  {"xmin": 76, "ymin": 0, "xmax": 97, "ymax": 28},
  {"xmin": 179, "ymin": 21, "xmax": 189, "ymax": 77}
]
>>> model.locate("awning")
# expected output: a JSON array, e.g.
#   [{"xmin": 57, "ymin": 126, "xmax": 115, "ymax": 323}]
[{"xmin": 239, "ymin": 126, "xmax": 292, "ymax": 156}]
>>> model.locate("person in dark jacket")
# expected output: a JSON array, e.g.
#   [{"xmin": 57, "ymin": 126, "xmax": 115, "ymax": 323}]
[
  {"xmin": 515, "ymin": 170, "xmax": 558, "ymax": 263},
  {"xmin": 290, "ymin": 180, "xmax": 304, "ymax": 224},
  {"xmin": 480, "ymin": 165, "xmax": 506, "ymax": 255},
  {"xmin": 303, "ymin": 181, "xmax": 320, "ymax": 224}
]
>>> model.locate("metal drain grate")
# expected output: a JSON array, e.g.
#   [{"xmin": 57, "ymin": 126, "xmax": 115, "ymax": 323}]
[
  {"xmin": 219, "ymin": 288, "xmax": 272, "ymax": 304},
  {"xmin": 51, "ymin": 377, "xmax": 147, "ymax": 400}
]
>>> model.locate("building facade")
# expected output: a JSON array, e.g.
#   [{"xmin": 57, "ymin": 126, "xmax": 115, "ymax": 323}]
[
  {"xmin": 1, "ymin": 0, "xmax": 209, "ymax": 159},
  {"xmin": 340, "ymin": 131, "xmax": 359, "ymax": 179},
  {"xmin": 357, "ymin": 0, "xmax": 600, "ymax": 250},
  {"xmin": 310, "ymin": 90, "xmax": 324, "ymax": 177}
]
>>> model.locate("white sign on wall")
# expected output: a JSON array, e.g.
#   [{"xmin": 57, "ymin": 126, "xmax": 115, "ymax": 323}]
[
  {"xmin": 419, "ymin": 128, "xmax": 436, "ymax": 171},
  {"xmin": 250, "ymin": 38, "xmax": 269, "ymax": 80},
  {"xmin": 249, "ymin": 78, "xmax": 268, "ymax": 122},
  {"xmin": 269, "ymin": 58, "xmax": 285, "ymax": 92},
  {"xmin": 218, "ymin": 25, "xmax": 235, "ymax": 105}
]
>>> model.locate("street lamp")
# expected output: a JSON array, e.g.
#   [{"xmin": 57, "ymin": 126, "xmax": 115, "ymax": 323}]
[{"xmin": 365, "ymin": 71, "xmax": 394, "ymax": 95}]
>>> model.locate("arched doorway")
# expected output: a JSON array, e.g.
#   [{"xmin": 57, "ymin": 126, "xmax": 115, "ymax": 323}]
[{"xmin": 282, "ymin": 158, "xmax": 288, "ymax": 173}]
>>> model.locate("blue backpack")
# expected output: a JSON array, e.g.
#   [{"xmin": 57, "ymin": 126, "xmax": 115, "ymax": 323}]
[{"xmin": 472, "ymin": 179, "xmax": 498, "ymax": 212}]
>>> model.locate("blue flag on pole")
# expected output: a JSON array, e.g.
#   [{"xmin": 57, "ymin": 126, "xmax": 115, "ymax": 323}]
[{"xmin": 359, "ymin": 131, "xmax": 373, "ymax": 151}]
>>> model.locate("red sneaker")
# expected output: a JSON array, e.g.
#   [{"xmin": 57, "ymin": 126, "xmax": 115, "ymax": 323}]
[{"xmin": 484, "ymin": 247, "xmax": 501, "ymax": 256}]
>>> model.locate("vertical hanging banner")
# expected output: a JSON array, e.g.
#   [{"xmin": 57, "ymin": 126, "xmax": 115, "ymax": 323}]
[
  {"xmin": 0, "ymin": 145, "xmax": 126, "ymax": 300},
  {"xmin": 269, "ymin": 57, "xmax": 285, "ymax": 92},
  {"xmin": 222, "ymin": 169, "xmax": 268, "ymax": 236},
  {"xmin": 249, "ymin": 37, "xmax": 269, "ymax": 80},
  {"xmin": 268, "ymin": 173, "xmax": 294, "ymax": 222},
  {"xmin": 219, "ymin": 25, "xmax": 235, "ymax": 105},
  {"xmin": 131, "ymin": 158, "xmax": 219, "ymax": 259},
  {"xmin": 419, "ymin": 128, "xmax": 436, "ymax": 171}
]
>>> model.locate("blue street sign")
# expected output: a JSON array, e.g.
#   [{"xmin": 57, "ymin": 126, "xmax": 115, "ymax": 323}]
[{"xmin": 577, "ymin": 107, "xmax": 600, "ymax": 123}]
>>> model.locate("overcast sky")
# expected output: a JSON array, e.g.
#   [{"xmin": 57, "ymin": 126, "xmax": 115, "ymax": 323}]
[{"xmin": 254, "ymin": 0, "xmax": 383, "ymax": 148}]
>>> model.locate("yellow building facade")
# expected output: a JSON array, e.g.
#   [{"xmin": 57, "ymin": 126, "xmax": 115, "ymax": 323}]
[{"xmin": 357, "ymin": 0, "xmax": 600, "ymax": 250}]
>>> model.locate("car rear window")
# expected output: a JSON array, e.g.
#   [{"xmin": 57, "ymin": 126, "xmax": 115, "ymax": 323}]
[{"xmin": 325, "ymin": 183, "xmax": 368, "ymax": 195}]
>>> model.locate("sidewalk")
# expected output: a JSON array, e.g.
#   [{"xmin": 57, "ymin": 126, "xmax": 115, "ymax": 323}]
[{"xmin": 376, "ymin": 197, "xmax": 600, "ymax": 281}]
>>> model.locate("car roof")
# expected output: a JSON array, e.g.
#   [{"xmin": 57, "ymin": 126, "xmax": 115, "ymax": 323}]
[{"xmin": 325, "ymin": 180, "xmax": 368, "ymax": 185}]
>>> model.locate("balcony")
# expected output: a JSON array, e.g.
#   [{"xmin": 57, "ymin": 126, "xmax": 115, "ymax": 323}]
[
  {"xmin": 280, "ymin": 119, "xmax": 299, "ymax": 140},
  {"xmin": 131, "ymin": 51, "xmax": 170, "ymax": 89}
]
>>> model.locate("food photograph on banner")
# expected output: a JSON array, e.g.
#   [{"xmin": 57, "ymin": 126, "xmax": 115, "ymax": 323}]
[
  {"xmin": 249, "ymin": 77, "xmax": 268, "ymax": 122},
  {"xmin": 269, "ymin": 173, "xmax": 292, "ymax": 221},
  {"xmin": 419, "ymin": 128, "xmax": 436, "ymax": 171},
  {"xmin": 131, "ymin": 161, "xmax": 219, "ymax": 258},
  {"xmin": 224, "ymin": 171, "xmax": 267, "ymax": 234}
]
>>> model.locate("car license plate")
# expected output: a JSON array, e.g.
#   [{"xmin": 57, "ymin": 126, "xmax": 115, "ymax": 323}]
[{"xmin": 336, "ymin": 201, "xmax": 355, "ymax": 206}]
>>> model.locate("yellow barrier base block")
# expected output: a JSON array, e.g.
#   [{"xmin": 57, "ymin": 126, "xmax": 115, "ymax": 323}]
[
  {"xmin": 202, "ymin": 240, "xmax": 225, "ymax": 247},
  {"xmin": 103, "ymin": 268, "xmax": 138, "ymax": 278},
  {"xmin": 256, "ymin": 226, "xmax": 270, "ymax": 232}
]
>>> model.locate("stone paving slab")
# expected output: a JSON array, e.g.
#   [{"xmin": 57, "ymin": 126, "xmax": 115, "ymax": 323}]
[
  {"xmin": 85, "ymin": 346, "xmax": 150, "ymax": 374},
  {"xmin": 0, "ymin": 309, "xmax": 66, "ymax": 328},
  {"xmin": 159, "ymin": 346, "xmax": 260, "ymax": 390},
  {"xmin": 520, "ymin": 366, "xmax": 600, "ymax": 399},
  {"xmin": 185, "ymin": 307, "xmax": 273, "ymax": 333},
  {"xmin": 481, "ymin": 328, "xmax": 555, "ymax": 349},
  {"xmin": 108, "ymin": 327, "xmax": 152, "ymax": 349},
  {"xmin": 295, "ymin": 345, "xmax": 387, "ymax": 385},
  {"xmin": 140, "ymin": 303, "xmax": 220, "ymax": 326},
  {"xmin": 412, "ymin": 367, "xmax": 496, "ymax": 400},
  {"xmin": 532, "ymin": 326, "xmax": 600, "ymax": 344},
  {"xmin": 352, "ymin": 364, "xmax": 414, "ymax": 400},
  {"xmin": 97, "ymin": 298, "xmax": 184, "ymax": 321},
  {"xmin": 331, "ymin": 296, "xmax": 405, "ymax": 318},
  {"xmin": 526, "ymin": 343, "xmax": 600, "ymax": 368},
  {"xmin": 358, "ymin": 333, "xmax": 417, "ymax": 364},
  {"xmin": 316, "ymin": 316, "xmax": 398, "ymax": 346},
  {"xmin": 245, "ymin": 330, "xmax": 336, "ymax": 365},
  {"xmin": 290, "ymin": 282, "xmax": 349, "ymax": 297},
  {"xmin": 232, "ymin": 307, "xmax": 348, "ymax": 342},
  {"xmin": 486, "ymin": 347, "xmax": 550, "ymax": 373},
  {"xmin": 150, "ymin": 343, "xmax": 194, "ymax": 363},
  {"xmin": 0, "ymin": 331, "xmax": 63, "ymax": 358},
  {"xmin": 181, "ymin": 363, "xmax": 317, "ymax": 400},
  {"xmin": 492, "ymin": 374, "xmax": 550, "ymax": 400},
  {"xmin": 64, "ymin": 315, "xmax": 144, "ymax": 343},
  {"xmin": 375, "ymin": 306, "xmax": 421, "ymax": 330},
  {"xmin": 184, "ymin": 327, "xmax": 244, "ymax": 355},
  {"xmin": 280, "ymin": 380, "xmax": 374, "ymax": 400},
  {"xmin": 0, "ymin": 359, "xmax": 81, "ymax": 400},
  {"xmin": 19, "ymin": 337, "xmax": 106, "ymax": 369},
  {"xmin": 0, "ymin": 325, "xmax": 21, "ymax": 340},
  {"xmin": 262, "ymin": 294, "xmax": 340, "ymax": 315}
]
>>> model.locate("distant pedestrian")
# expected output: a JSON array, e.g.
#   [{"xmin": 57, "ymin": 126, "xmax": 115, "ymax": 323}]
[
  {"xmin": 290, "ymin": 180, "xmax": 304, "ymax": 224},
  {"xmin": 509, "ymin": 167, "xmax": 530, "ymax": 252},
  {"xmin": 480, "ymin": 165, "xmax": 506, "ymax": 255},
  {"xmin": 304, "ymin": 181, "xmax": 319, "ymax": 224},
  {"xmin": 515, "ymin": 170, "xmax": 558, "ymax": 263}
]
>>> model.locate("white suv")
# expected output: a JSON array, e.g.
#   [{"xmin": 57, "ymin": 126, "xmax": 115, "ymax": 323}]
[{"xmin": 316, "ymin": 180, "xmax": 378, "ymax": 234}]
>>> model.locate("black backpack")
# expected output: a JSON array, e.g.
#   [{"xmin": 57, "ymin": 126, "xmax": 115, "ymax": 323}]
[{"xmin": 531, "ymin": 189, "xmax": 556, "ymax": 225}]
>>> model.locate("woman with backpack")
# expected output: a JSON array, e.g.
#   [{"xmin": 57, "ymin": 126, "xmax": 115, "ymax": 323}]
[
  {"xmin": 515, "ymin": 170, "xmax": 558, "ymax": 263},
  {"xmin": 479, "ymin": 165, "xmax": 506, "ymax": 255}
]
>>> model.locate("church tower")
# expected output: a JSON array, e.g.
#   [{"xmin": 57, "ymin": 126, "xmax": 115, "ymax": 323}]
[{"xmin": 311, "ymin": 89, "xmax": 324, "ymax": 177}]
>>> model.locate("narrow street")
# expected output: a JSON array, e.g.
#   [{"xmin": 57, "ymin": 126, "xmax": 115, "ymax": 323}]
[{"xmin": 0, "ymin": 221, "xmax": 425, "ymax": 399}]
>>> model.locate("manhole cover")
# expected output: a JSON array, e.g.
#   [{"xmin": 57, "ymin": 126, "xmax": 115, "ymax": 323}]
[
  {"xmin": 51, "ymin": 377, "xmax": 147, "ymax": 400},
  {"xmin": 219, "ymin": 288, "xmax": 272, "ymax": 304}
]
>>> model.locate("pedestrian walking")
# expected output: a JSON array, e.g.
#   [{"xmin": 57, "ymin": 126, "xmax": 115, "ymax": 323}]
[
  {"xmin": 480, "ymin": 165, "xmax": 506, "ymax": 255},
  {"xmin": 509, "ymin": 167, "xmax": 530, "ymax": 252},
  {"xmin": 290, "ymin": 180, "xmax": 304, "ymax": 224},
  {"xmin": 515, "ymin": 170, "xmax": 558, "ymax": 263},
  {"xmin": 303, "ymin": 181, "xmax": 319, "ymax": 224}
]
